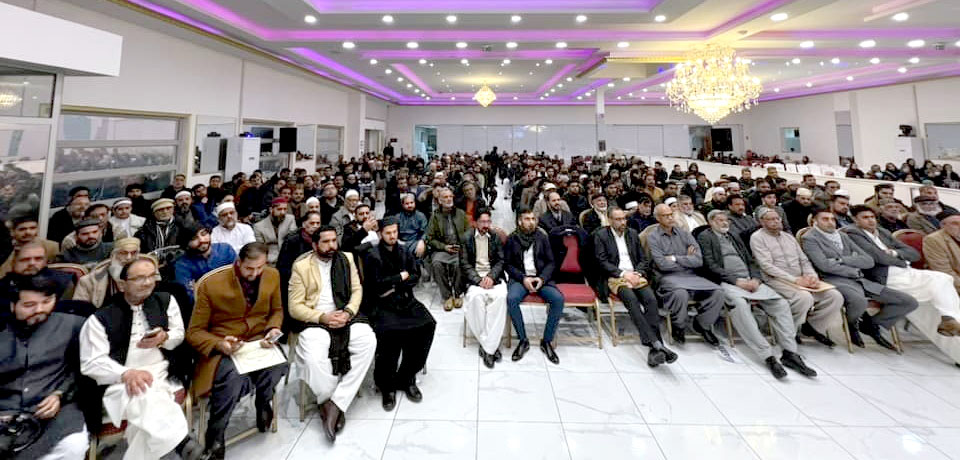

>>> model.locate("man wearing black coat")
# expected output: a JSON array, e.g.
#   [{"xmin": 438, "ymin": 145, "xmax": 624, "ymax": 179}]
[
  {"xmin": 460, "ymin": 209, "xmax": 508, "ymax": 368},
  {"xmin": 594, "ymin": 207, "xmax": 677, "ymax": 367},
  {"xmin": 361, "ymin": 217, "xmax": 435, "ymax": 411},
  {"xmin": 503, "ymin": 207, "xmax": 565, "ymax": 365}
]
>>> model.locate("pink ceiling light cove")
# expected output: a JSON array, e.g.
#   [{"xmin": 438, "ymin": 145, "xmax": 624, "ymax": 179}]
[
  {"xmin": 306, "ymin": 0, "xmax": 665, "ymax": 13},
  {"xmin": 761, "ymin": 62, "xmax": 960, "ymax": 101},
  {"xmin": 751, "ymin": 28, "xmax": 960, "ymax": 40},
  {"xmin": 288, "ymin": 47, "xmax": 406, "ymax": 100},
  {"xmin": 359, "ymin": 49, "xmax": 597, "ymax": 60}
]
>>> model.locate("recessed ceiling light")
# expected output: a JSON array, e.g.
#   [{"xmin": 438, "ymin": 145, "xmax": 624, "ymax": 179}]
[
  {"xmin": 511, "ymin": 15, "xmax": 522, "ymax": 23},
  {"xmin": 566, "ymin": 77, "xmax": 573, "ymax": 82},
  {"xmin": 529, "ymin": 71, "xmax": 534, "ymax": 75},
  {"xmin": 607, "ymin": 82, "xmax": 615, "ymax": 87},
  {"xmin": 369, "ymin": 59, "xmax": 378, "ymax": 65},
  {"xmin": 859, "ymin": 39, "xmax": 876, "ymax": 48},
  {"xmin": 426, "ymin": 96, "xmax": 431, "ymax": 100},
  {"xmin": 545, "ymin": 59, "xmax": 553, "ymax": 65},
  {"xmin": 535, "ymin": 62, "xmax": 540, "ymax": 67},
  {"xmin": 406, "ymin": 42, "xmax": 418, "ymax": 49},
  {"xmin": 898, "ymin": 66, "xmax": 908, "ymax": 73},
  {"xmin": 456, "ymin": 42, "xmax": 468, "ymax": 49},
  {"xmin": 577, "ymin": 96, "xmax": 583, "ymax": 100},
  {"xmin": 556, "ymin": 42, "xmax": 567, "ymax": 48},
  {"xmin": 382, "ymin": 15, "xmax": 394, "ymax": 24},
  {"xmin": 414, "ymin": 88, "xmax": 420, "ymax": 93},
  {"xmin": 460, "ymin": 58, "xmax": 469, "ymax": 65},
  {"xmin": 441, "ymin": 78, "xmax": 445, "ymax": 82},
  {"xmin": 846, "ymin": 76, "xmax": 854, "ymax": 81},
  {"xmin": 406, "ymin": 83, "xmax": 412, "ymax": 88},
  {"xmin": 907, "ymin": 39, "xmax": 925, "ymax": 48},
  {"xmin": 622, "ymin": 77, "xmax": 631, "ymax": 81},
  {"xmin": 628, "ymin": 92, "xmax": 633, "ymax": 96},
  {"xmin": 892, "ymin": 12, "xmax": 909, "ymax": 21},
  {"xmin": 446, "ymin": 15, "xmax": 458, "ymax": 24},
  {"xmin": 805, "ymin": 82, "xmax": 813, "ymax": 87},
  {"xmin": 642, "ymin": 88, "xmax": 648, "ymax": 92},
  {"xmin": 385, "ymin": 69, "xmax": 393, "ymax": 74},
  {"xmin": 791, "ymin": 58, "xmax": 801, "ymax": 64},
  {"xmin": 397, "ymin": 77, "xmax": 404, "ymax": 82},
  {"xmin": 956, "ymin": 40, "xmax": 960, "ymax": 47},
  {"xmin": 502, "ymin": 59, "xmax": 511, "ymax": 64},
  {"xmin": 830, "ymin": 57, "xmax": 840, "ymax": 64},
  {"xmin": 575, "ymin": 15, "xmax": 587, "ymax": 23},
  {"xmin": 513, "ymin": 96, "xmax": 518, "ymax": 100},
  {"xmin": 785, "ymin": 61, "xmax": 791, "ymax": 66},
  {"xmin": 558, "ymin": 83, "xmax": 564, "ymax": 88},
  {"xmin": 342, "ymin": 41, "xmax": 355, "ymax": 49},
  {"xmin": 617, "ymin": 96, "xmax": 622, "ymax": 100},
  {"xmin": 641, "ymin": 96, "xmax": 646, "ymax": 100},
  {"xmin": 506, "ymin": 42, "xmax": 518, "ymax": 49},
  {"xmin": 870, "ymin": 57, "xmax": 881, "ymax": 64},
  {"xmin": 550, "ymin": 88, "xmax": 556, "ymax": 93},
  {"xmin": 654, "ymin": 15, "xmax": 667, "ymax": 22},
  {"xmin": 774, "ymin": 87, "xmax": 780, "ymax": 92},
  {"xmin": 451, "ymin": 96, "xmax": 456, "ymax": 100},
  {"xmin": 800, "ymin": 41, "xmax": 815, "ymax": 48},
  {"xmin": 304, "ymin": 14, "xmax": 317, "ymax": 24},
  {"xmin": 617, "ymin": 41, "xmax": 630, "ymax": 48},
  {"xmin": 418, "ymin": 59, "xmax": 427, "ymax": 64},
  {"xmin": 429, "ymin": 62, "xmax": 434, "ymax": 67},
  {"xmin": 770, "ymin": 12, "xmax": 789, "ymax": 22},
  {"xmin": 819, "ymin": 61, "xmax": 825, "ymax": 66},
  {"xmin": 909, "ymin": 57, "xmax": 920, "ymax": 64}
]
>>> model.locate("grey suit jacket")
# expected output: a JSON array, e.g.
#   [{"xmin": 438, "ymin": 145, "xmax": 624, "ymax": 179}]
[
  {"xmin": 800, "ymin": 227, "xmax": 885, "ymax": 295},
  {"xmin": 843, "ymin": 226, "xmax": 920, "ymax": 285}
]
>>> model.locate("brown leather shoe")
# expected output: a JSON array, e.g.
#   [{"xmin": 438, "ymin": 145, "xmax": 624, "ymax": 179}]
[
  {"xmin": 454, "ymin": 297, "xmax": 463, "ymax": 308},
  {"xmin": 443, "ymin": 298, "xmax": 454, "ymax": 311},
  {"xmin": 937, "ymin": 317, "xmax": 960, "ymax": 337},
  {"xmin": 320, "ymin": 400, "xmax": 341, "ymax": 443}
]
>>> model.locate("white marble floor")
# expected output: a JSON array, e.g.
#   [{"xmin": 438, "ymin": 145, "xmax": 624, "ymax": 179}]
[{"xmin": 108, "ymin": 183, "xmax": 960, "ymax": 460}]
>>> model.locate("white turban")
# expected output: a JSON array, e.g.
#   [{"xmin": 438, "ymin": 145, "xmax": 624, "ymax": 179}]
[{"xmin": 215, "ymin": 201, "xmax": 235, "ymax": 215}]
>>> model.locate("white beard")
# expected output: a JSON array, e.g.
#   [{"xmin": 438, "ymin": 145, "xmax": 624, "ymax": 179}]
[{"xmin": 109, "ymin": 261, "xmax": 124, "ymax": 281}]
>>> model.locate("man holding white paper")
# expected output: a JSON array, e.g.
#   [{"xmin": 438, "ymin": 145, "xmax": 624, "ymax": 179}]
[{"xmin": 187, "ymin": 242, "xmax": 286, "ymax": 460}]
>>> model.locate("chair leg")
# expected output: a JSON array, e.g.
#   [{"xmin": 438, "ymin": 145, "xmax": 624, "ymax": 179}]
[
  {"xmin": 891, "ymin": 325, "xmax": 904, "ymax": 354},
  {"xmin": 198, "ymin": 397, "xmax": 207, "ymax": 448},
  {"xmin": 594, "ymin": 300, "xmax": 603, "ymax": 349},
  {"xmin": 271, "ymin": 392, "xmax": 279, "ymax": 433},
  {"xmin": 505, "ymin": 318, "xmax": 512, "ymax": 349},
  {"xmin": 610, "ymin": 301, "xmax": 619, "ymax": 347},
  {"xmin": 299, "ymin": 380, "xmax": 307, "ymax": 423},
  {"xmin": 462, "ymin": 317, "xmax": 467, "ymax": 348},
  {"xmin": 841, "ymin": 308, "xmax": 854, "ymax": 354},
  {"xmin": 185, "ymin": 392, "xmax": 193, "ymax": 433},
  {"xmin": 87, "ymin": 436, "xmax": 97, "ymax": 460},
  {"xmin": 665, "ymin": 314, "xmax": 674, "ymax": 345},
  {"xmin": 724, "ymin": 308, "xmax": 736, "ymax": 348}
]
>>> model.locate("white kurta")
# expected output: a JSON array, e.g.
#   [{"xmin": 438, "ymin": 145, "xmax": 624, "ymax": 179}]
[
  {"xmin": 464, "ymin": 282, "xmax": 508, "ymax": 354},
  {"xmin": 211, "ymin": 223, "xmax": 256, "ymax": 254},
  {"xmin": 79, "ymin": 298, "xmax": 187, "ymax": 460},
  {"xmin": 294, "ymin": 259, "xmax": 376, "ymax": 411}
]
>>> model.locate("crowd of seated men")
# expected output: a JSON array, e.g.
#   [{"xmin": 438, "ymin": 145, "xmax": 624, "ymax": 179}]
[{"xmin": 6, "ymin": 149, "xmax": 960, "ymax": 459}]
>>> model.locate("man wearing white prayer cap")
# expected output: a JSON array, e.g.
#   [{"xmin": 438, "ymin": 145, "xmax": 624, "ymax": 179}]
[
  {"xmin": 210, "ymin": 201, "xmax": 256, "ymax": 254},
  {"xmin": 330, "ymin": 189, "xmax": 362, "ymax": 239}
]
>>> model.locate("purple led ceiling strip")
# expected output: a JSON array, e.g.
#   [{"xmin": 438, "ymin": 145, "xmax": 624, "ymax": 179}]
[
  {"xmin": 288, "ymin": 47, "xmax": 406, "ymax": 100},
  {"xmin": 359, "ymin": 49, "xmax": 596, "ymax": 60},
  {"xmin": 568, "ymin": 79, "xmax": 614, "ymax": 99},
  {"xmin": 126, "ymin": 0, "xmax": 224, "ymax": 35},
  {"xmin": 535, "ymin": 64, "xmax": 579, "ymax": 96},
  {"xmin": 761, "ymin": 62, "xmax": 960, "ymax": 101},
  {"xmin": 751, "ymin": 28, "xmax": 960, "ymax": 40},
  {"xmin": 611, "ymin": 69, "xmax": 675, "ymax": 98},
  {"xmin": 305, "ymin": 0, "xmax": 664, "ymax": 13},
  {"xmin": 706, "ymin": 0, "xmax": 796, "ymax": 37}
]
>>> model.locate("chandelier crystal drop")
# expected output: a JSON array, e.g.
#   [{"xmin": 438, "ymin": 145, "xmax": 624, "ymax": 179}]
[
  {"xmin": 666, "ymin": 44, "xmax": 762, "ymax": 124},
  {"xmin": 473, "ymin": 82, "xmax": 497, "ymax": 107}
]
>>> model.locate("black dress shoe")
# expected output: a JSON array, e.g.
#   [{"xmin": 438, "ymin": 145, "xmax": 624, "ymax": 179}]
[
  {"xmin": 336, "ymin": 411, "xmax": 345, "ymax": 433},
  {"xmin": 512, "ymin": 339, "xmax": 530, "ymax": 361},
  {"xmin": 765, "ymin": 356, "xmax": 787, "ymax": 380},
  {"xmin": 866, "ymin": 330, "xmax": 898, "ymax": 351},
  {"xmin": 320, "ymin": 400, "xmax": 340, "ymax": 442},
  {"xmin": 801, "ymin": 322, "xmax": 836, "ymax": 348},
  {"xmin": 404, "ymin": 384, "xmax": 423, "ymax": 402},
  {"xmin": 781, "ymin": 350, "xmax": 818, "ymax": 377},
  {"xmin": 661, "ymin": 346, "xmax": 679, "ymax": 364},
  {"xmin": 671, "ymin": 326, "xmax": 687, "ymax": 344},
  {"xmin": 205, "ymin": 440, "xmax": 225, "ymax": 460},
  {"xmin": 381, "ymin": 390, "xmax": 397, "ymax": 411},
  {"xmin": 494, "ymin": 349, "xmax": 503, "ymax": 362},
  {"xmin": 795, "ymin": 334, "xmax": 803, "ymax": 345},
  {"xmin": 482, "ymin": 350, "xmax": 496, "ymax": 369},
  {"xmin": 647, "ymin": 349, "xmax": 666, "ymax": 367},
  {"xmin": 540, "ymin": 340, "xmax": 560, "ymax": 365},
  {"xmin": 255, "ymin": 403, "xmax": 274, "ymax": 433},
  {"xmin": 176, "ymin": 436, "xmax": 210, "ymax": 460},
  {"xmin": 849, "ymin": 326, "xmax": 866, "ymax": 348},
  {"xmin": 692, "ymin": 321, "xmax": 720, "ymax": 347}
]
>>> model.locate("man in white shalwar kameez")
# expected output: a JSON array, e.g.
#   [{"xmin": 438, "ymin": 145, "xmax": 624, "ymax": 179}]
[
  {"xmin": 460, "ymin": 210, "xmax": 508, "ymax": 368},
  {"xmin": 79, "ymin": 256, "xmax": 205, "ymax": 460},
  {"xmin": 288, "ymin": 225, "xmax": 375, "ymax": 443},
  {"xmin": 845, "ymin": 205, "xmax": 960, "ymax": 365},
  {"xmin": 211, "ymin": 202, "xmax": 256, "ymax": 254}
]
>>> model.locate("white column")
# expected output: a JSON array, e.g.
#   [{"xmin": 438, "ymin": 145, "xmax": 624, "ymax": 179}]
[{"xmin": 595, "ymin": 86, "xmax": 607, "ymax": 156}]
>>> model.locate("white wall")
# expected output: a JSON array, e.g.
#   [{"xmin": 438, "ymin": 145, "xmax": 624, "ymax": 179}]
[
  {"xmin": 21, "ymin": 0, "xmax": 367, "ymax": 186},
  {"xmin": 725, "ymin": 94, "xmax": 840, "ymax": 164}
]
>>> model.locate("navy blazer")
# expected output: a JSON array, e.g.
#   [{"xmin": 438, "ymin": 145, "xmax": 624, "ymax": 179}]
[{"xmin": 504, "ymin": 230, "xmax": 555, "ymax": 285}]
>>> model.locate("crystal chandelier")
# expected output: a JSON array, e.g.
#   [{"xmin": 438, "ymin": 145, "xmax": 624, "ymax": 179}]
[
  {"xmin": 666, "ymin": 44, "xmax": 762, "ymax": 124},
  {"xmin": 473, "ymin": 82, "xmax": 497, "ymax": 107}
]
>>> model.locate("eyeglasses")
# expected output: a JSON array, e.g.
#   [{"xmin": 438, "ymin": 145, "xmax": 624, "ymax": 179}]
[{"xmin": 126, "ymin": 274, "xmax": 158, "ymax": 284}]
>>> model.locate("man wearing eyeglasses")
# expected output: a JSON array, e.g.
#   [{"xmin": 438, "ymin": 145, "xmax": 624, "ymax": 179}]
[{"xmin": 79, "ymin": 256, "xmax": 204, "ymax": 460}]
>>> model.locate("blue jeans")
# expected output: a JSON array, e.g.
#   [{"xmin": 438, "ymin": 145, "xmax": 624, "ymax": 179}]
[{"xmin": 507, "ymin": 281, "xmax": 565, "ymax": 343}]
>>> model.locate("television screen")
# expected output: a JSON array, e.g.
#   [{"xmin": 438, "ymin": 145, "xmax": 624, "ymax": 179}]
[{"xmin": 249, "ymin": 127, "xmax": 273, "ymax": 139}]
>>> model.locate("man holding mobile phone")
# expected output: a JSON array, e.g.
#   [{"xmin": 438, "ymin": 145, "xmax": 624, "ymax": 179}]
[
  {"xmin": 187, "ymin": 243, "xmax": 286, "ymax": 459},
  {"xmin": 504, "ymin": 207, "xmax": 565, "ymax": 365}
]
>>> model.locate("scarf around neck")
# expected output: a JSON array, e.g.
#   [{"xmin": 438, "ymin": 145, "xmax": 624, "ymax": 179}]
[{"xmin": 514, "ymin": 228, "xmax": 537, "ymax": 251}]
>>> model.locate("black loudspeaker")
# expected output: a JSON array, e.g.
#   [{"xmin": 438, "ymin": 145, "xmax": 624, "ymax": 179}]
[
  {"xmin": 278, "ymin": 127, "xmax": 297, "ymax": 152},
  {"xmin": 711, "ymin": 128, "xmax": 733, "ymax": 152}
]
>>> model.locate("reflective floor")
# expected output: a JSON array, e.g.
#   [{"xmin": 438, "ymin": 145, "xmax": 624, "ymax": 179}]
[{"xmin": 104, "ymin": 183, "xmax": 960, "ymax": 459}]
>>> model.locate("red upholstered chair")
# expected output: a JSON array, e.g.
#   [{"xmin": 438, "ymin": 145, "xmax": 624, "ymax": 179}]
[
  {"xmin": 517, "ymin": 235, "xmax": 602, "ymax": 348},
  {"xmin": 88, "ymin": 389, "xmax": 188, "ymax": 459},
  {"xmin": 893, "ymin": 229, "xmax": 926, "ymax": 269}
]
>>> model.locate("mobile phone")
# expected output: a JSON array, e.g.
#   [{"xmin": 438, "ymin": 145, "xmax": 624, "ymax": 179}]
[
  {"xmin": 266, "ymin": 332, "xmax": 284, "ymax": 344},
  {"xmin": 144, "ymin": 327, "xmax": 163, "ymax": 338}
]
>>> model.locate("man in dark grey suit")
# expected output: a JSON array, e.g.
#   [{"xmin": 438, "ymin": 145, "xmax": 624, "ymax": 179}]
[
  {"xmin": 801, "ymin": 209, "xmax": 917, "ymax": 350},
  {"xmin": 594, "ymin": 207, "xmax": 677, "ymax": 367}
]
